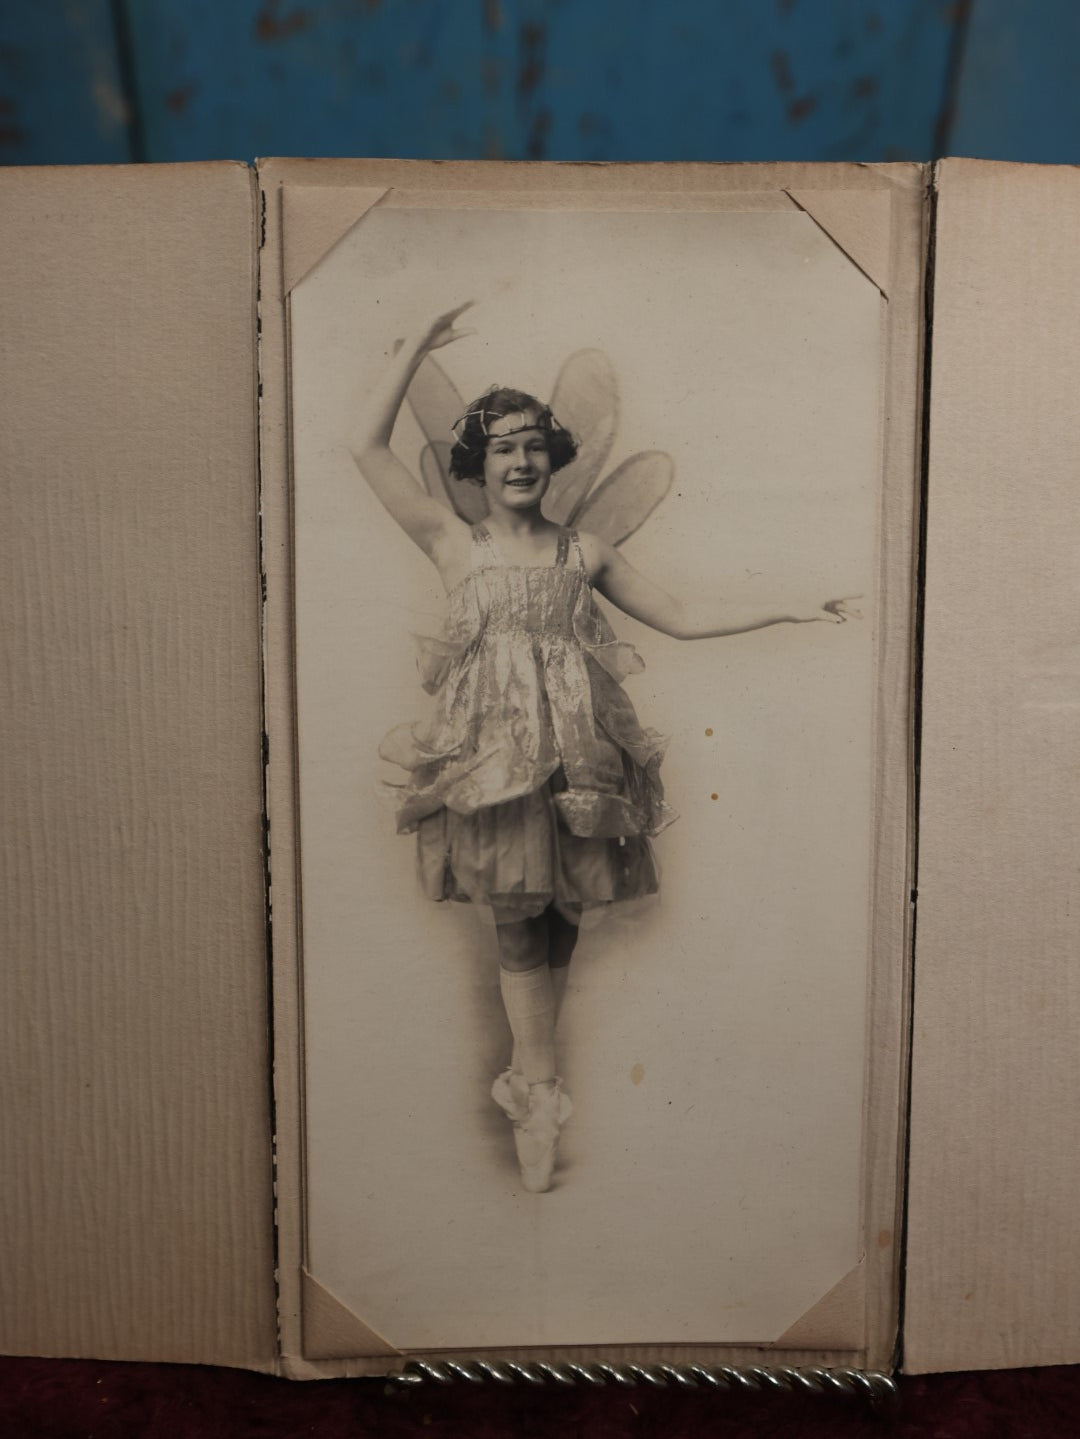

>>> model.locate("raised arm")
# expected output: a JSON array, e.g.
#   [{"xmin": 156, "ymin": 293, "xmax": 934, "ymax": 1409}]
[
  {"xmin": 582, "ymin": 533, "xmax": 857, "ymax": 638},
  {"xmin": 348, "ymin": 304, "xmax": 475, "ymax": 559}
]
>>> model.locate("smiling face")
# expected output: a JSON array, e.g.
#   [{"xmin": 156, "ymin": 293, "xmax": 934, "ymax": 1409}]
[{"xmin": 481, "ymin": 412, "xmax": 553, "ymax": 510}]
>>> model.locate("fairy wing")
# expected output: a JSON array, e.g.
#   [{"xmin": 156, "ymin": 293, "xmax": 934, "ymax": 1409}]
[
  {"xmin": 574, "ymin": 451, "xmax": 674, "ymax": 547},
  {"xmin": 544, "ymin": 350, "xmax": 619, "ymax": 526},
  {"xmin": 405, "ymin": 354, "xmax": 465, "ymax": 461},
  {"xmin": 420, "ymin": 441, "xmax": 489, "ymax": 524},
  {"xmin": 405, "ymin": 355, "xmax": 488, "ymax": 522}
]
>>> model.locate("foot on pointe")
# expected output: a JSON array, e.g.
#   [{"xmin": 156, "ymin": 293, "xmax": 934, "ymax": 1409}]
[
  {"xmin": 491, "ymin": 1067, "xmax": 529, "ymax": 1123},
  {"xmin": 512, "ymin": 1080, "xmax": 572, "ymax": 1194}
]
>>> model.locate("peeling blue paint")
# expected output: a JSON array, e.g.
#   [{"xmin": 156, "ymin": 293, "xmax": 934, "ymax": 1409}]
[
  {"xmin": 0, "ymin": 2, "xmax": 130, "ymax": 163},
  {"xmin": 948, "ymin": 0, "xmax": 1080, "ymax": 162},
  {"xmin": 0, "ymin": 1, "xmax": 1073, "ymax": 166}
]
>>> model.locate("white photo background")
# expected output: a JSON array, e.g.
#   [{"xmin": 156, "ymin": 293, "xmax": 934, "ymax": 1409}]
[{"xmin": 289, "ymin": 205, "xmax": 881, "ymax": 1350}]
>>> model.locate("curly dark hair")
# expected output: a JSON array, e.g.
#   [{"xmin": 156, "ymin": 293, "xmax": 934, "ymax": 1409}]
[{"xmin": 448, "ymin": 387, "xmax": 579, "ymax": 483}]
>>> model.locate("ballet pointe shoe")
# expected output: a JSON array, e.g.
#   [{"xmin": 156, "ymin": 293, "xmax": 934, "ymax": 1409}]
[
  {"xmin": 491, "ymin": 1068, "xmax": 529, "ymax": 1123},
  {"xmin": 512, "ymin": 1080, "xmax": 572, "ymax": 1193}
]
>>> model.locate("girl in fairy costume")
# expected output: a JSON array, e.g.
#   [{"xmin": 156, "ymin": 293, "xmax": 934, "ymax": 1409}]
[{"xmin": 351, "ymin": 303, "xmax": 855, "ymax": 1194}]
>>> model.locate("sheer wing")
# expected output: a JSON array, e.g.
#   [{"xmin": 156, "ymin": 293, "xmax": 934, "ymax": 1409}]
[
  {"xmin": 406, "ymin": 356, "xmax": 489, "ymax": 521},
  {"xmin": 405, "ymin": 354, "xmax": 466, "ymax": 500},
  {"xmin": 406, "ymin": 354, "xmax": 465, "ymax": 446},
  {"xmin": 574, "ymin": 451, "xmax": 674, "ymax": 547},
  {"xmin": 420, "ymin": 441, "xmax": 488, "ymax": 523},
  {"xmin": 545, "ymin": 350, "xmax": 619, "ymax": 525}
]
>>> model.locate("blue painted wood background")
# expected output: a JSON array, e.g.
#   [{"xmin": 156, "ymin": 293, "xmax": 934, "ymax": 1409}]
[{"xmin": 0, "ymin": 1, "xmax": 1074, "ymax": 166}]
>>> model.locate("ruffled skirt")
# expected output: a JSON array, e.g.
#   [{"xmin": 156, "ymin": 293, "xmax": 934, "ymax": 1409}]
[{"xmin": 415, "ymin": 766, "xmax": 661, "ymax": 924}]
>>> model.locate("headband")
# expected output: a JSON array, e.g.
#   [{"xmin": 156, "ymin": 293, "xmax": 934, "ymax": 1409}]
[{"xmin": 450, "ymin": 396, "xmax": 564, "ymax": 444}]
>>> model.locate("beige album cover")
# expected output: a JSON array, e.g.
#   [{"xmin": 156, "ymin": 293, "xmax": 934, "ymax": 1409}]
[
  {"xmin": 905, "ymin": 159, "xmax": 1080, "ymax": 1374},
  {"xmin": 278, "ymin": 178, "xmax": 900, "ymax": 1360},
  {"xmin": 1, "ymin": 162, "xmax": 277, "ymax": 1370},
  {"xmin": 11, "ymin": 155, "xmax": 1080, "ymax": 1382}
]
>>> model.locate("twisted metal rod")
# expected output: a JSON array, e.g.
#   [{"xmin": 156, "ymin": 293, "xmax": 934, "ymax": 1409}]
[{"xmin": 388, "ymin": 1360, "xmax": 898, "ymax": 1407}]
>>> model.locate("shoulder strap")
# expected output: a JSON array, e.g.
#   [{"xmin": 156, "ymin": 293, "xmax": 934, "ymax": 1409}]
[
  {"xmin": 566, "ymin": 529, "xmax": 587, "ymax": 575},
  {"xmin": 470, "ymin": 523, "xmax": 501, "ymax": 568}
]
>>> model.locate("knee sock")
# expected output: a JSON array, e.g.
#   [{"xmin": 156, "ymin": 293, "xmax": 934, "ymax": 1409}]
[
  {"xmin": 500, "ymin": 964, "xmax": 556, "ymax": 1085},
  {"xmin": 510, "ymin": 963, "xmax": 570, "ymax": 1076},
  {"xmin": 509, "ymin": 965, "xmax": 571, "ymax": 1075}
]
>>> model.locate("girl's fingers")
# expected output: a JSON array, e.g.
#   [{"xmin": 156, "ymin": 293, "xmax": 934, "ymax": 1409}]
[
  {"xmin": 437, "ymin": 300, "xmax": 476, "ymax": 329},
  {"xmin": 823, "ymin": 595, "xmax": 863, "ymax": 622},
  {"xmin": 426, "ymin": 304, "xmax": 477, "ymax": 349}
]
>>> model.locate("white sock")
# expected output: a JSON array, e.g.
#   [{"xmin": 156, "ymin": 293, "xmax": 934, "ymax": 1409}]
[
  {"xmin": 500, "ymin": 964, "xmax": 556, "ymax": 1085},
  {"xmin": 511, "ymin": 964, "xmax": 570, "ymax": 1076}
]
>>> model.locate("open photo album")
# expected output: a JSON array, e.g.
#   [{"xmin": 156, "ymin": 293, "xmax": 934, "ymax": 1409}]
[{"xmin": 3, "ymin": 157, "xmax": 1078, "ymax": 1381}]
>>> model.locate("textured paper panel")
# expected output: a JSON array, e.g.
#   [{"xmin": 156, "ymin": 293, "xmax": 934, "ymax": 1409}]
[
  {"xmin": 0, "ymin": 164, "xmax": 276, "ymax": 1368},
  {"xmin": 906, "ymin": 159, "xmax": 1080, "ymax": 1374}
]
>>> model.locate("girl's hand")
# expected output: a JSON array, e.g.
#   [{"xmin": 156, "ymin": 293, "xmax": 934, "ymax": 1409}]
[
  {"xmin": 812, "ymin": 596, "xmax": 862, "ymax": 624},
  {"xmin": 411, "ymin": 301, "xmax": 477, "ymax": 357},
  {"xmin": 786, "ymin": 597, "xmax": 862, "ymax": 624}
]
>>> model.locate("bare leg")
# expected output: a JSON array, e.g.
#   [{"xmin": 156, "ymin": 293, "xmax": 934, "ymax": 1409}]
[{"xmin": 547, "ymin": 907, "xmax": 580, "ymax": 1025}]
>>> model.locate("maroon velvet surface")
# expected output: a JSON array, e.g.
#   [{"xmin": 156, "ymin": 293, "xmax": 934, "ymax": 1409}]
[{"xmin": 2, "ymin": 1359, "xmax": 1080, "ymax": 1438}]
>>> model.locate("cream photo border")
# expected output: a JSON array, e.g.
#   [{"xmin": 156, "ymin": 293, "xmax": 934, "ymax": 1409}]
[{"xmin": 258, "ymin": 159, "xmax": 925, "ymax": 1380}]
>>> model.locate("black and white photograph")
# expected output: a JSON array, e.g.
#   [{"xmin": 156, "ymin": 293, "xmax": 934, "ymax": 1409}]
[{"xmin": 288, "ymin": 198, "xmax": 883, "ymax": 1351}]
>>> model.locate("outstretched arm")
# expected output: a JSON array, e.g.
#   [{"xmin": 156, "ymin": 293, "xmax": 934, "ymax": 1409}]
[
  {"xmin": 348, "ymin": 304, "xmax": 474, "ymax": 559},
  {"xmin": 583, "ymin": 534, "xmax": 857, "ymax": 638}
]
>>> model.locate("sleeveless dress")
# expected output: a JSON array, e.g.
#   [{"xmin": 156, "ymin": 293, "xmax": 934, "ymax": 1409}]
[{"xmin": 379, "ymin": 524, "xmax": 676, "ymax": 924}]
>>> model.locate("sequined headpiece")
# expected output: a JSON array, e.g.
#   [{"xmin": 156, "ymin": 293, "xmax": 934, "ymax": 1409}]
[{"xmin": 450, "ymin": 392, "xmax": 565, "ymax": 443}]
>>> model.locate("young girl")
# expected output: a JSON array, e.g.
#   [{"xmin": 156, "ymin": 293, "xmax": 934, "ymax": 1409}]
[{"xmin": 351, "ymin": 303, "xmax": 854, "ymax": 1194}]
